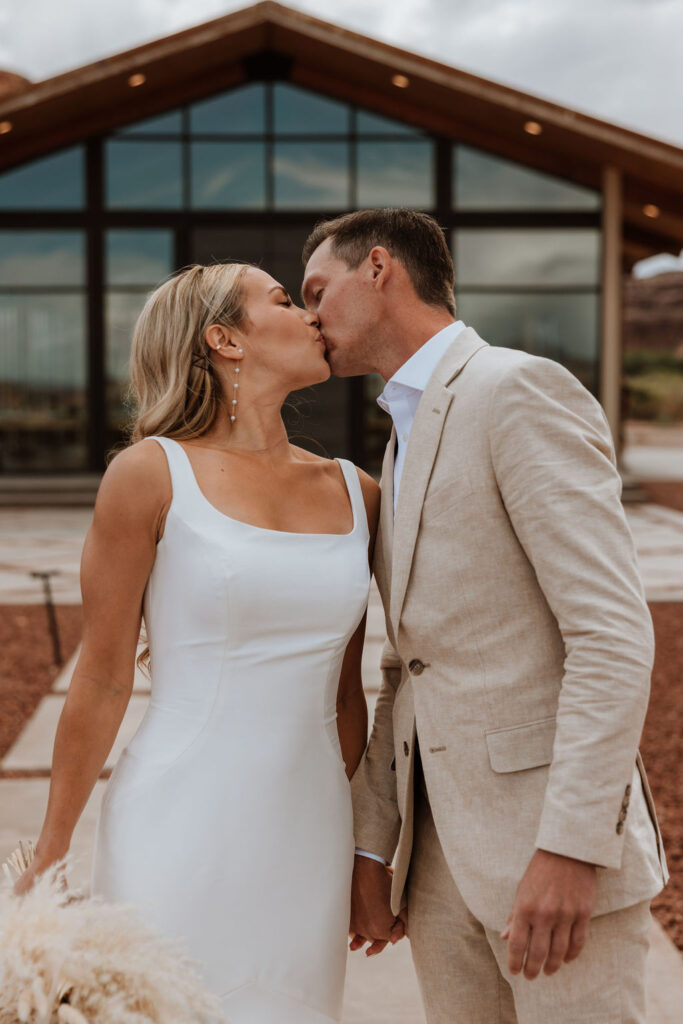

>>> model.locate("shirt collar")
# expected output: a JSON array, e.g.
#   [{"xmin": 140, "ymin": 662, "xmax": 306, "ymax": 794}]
[{"xmin": 378, "ymin": 321, "xmax": 466, "ymax": 408}]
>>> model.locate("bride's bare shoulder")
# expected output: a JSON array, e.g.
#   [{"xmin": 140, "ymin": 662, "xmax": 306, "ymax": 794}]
[
  {"xmin": 94, "ymin": 437, "xmax": 172, "ymax": 524},
  {"xmin": 104, "ymin": 436, "xmax": 171, "ymax": 482}
]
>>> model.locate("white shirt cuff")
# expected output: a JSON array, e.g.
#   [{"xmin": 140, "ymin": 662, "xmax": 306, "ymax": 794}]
[{"xmin": 355, "ymin": 847, "xmax": 388, "ymax": 864}]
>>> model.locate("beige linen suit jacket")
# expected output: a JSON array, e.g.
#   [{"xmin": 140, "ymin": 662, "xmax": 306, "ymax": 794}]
[{"xmin": 350, "ymin": 327, "xmax": 668, "ymax": 930}]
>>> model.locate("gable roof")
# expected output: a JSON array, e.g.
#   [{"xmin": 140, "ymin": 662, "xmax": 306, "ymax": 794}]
[{"xmin": 1, "ymin": 0, "xmax": 681, "ymax": 266}]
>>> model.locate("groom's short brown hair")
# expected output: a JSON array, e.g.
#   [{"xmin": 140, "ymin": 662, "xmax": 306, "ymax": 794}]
[{"xmin": 302, "ymin": 209, "xmax": 456, "ymax": 317}]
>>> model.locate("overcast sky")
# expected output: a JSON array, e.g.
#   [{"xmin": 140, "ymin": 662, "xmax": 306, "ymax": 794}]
[{"xmin": 0, "ymin": 0, "xmax": 680, "ymax": 147}]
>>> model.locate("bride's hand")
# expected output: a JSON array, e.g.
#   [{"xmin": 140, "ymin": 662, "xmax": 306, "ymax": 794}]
[
  {"xmin": 12, "ymin": 861, "xmax": 42, "ymax": 896},
  {"xmin": 349, "ymin": 856, "xmax": 405, "ymax": 955},
  {"xmin": 11, "ymin": 853, "xmax": 68, "ymax": 897}
]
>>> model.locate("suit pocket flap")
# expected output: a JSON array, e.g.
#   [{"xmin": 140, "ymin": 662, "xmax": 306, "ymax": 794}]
[{"xmin": 485, "ymin": 715, "xmax": 557, "ymax": 773}]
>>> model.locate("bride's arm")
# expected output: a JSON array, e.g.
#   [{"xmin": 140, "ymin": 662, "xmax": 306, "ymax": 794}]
[
  {"xmin": 336, "ymin": 469, "xmax": 381, "ymax": 780},
  {"xmin": 14, "ymin": 440, "xmax": 170, "ymax": 893}
]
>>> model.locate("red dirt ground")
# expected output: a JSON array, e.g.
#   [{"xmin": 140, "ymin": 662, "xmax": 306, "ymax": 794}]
[
  {"xmin": 0, "ymin": 604, "xmax": 82, "ymax": 761},
  {"xmin": 642, "ymin": 602, "xmax": 683, "ymax": 949},
  {"xmin": 0, "ymin": 597, "xmax": 679, "ymax": 947},
  {"xmin": 642, "ymin": 481, "xmax": 683, "ymax": 513}
]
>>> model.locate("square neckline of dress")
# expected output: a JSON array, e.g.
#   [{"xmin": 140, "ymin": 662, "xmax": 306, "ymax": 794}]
[{"xmin": 161, "ymin": 437, "xmax": 359, "ymax": 539}]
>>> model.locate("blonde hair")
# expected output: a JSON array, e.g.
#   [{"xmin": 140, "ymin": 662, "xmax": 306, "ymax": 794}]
[
  {"xmin": 122, "ymin": 261, "xmax": 252, "ymax": 675},
  {"xmin": 127, "ymin": 261, "xmax": 251, "ymax": 443}
]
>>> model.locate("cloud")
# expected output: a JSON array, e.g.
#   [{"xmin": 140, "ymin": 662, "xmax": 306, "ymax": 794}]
[
  {"xmin": 0, "ymin": 1, "xmax": 229, "ymax": 78},
  {"xmin": 363, "ymin": 0, "xmax": 683, "ymax": 145},
  {"xmin": 633, "ymin": 249, "xmax": 683, "ymax": 278},
  {"xmin": 0, "ymin": 0, "xmax": 680, "ymax": 146}
]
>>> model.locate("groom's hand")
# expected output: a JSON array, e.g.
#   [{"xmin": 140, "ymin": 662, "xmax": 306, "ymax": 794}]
[
  {"xmin": 349, "ymin": 854, "xmax": 405, "ymax": 956},
  {"xmin": 502, "ymin": 849, "xmax": 597, "ymax": 980}
]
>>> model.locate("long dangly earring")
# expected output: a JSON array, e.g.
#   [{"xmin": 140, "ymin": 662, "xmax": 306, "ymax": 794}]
[{"xmin": 231, "ymin": 348, "xmax": 243, "ymax": 423}]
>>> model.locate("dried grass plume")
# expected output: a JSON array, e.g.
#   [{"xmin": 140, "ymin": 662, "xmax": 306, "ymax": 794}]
[{"xmin": 0, "ymin": 844, "xmax": 227, "ymax": 1024}]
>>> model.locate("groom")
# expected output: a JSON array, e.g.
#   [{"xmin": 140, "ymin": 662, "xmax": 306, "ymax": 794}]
[{"xmin": 301, "ymin": 209, "xmax": 668, "ymax": 1024}]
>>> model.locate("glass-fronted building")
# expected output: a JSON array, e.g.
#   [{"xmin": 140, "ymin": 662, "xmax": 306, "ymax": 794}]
[{"xmin": 1, "ymin": 2, "xmax": 681, "ymax": 483}]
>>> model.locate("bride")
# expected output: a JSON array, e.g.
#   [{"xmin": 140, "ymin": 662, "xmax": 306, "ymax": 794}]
[{"xmin": 14, "ymin": 262, "xmax": 401, "ymax": 1022}]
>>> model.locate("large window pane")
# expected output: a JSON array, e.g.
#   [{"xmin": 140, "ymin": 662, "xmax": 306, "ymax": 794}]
[
  {"xmin": 456, "ymin": 291, "xmax": 599, "ymax": 392},
  {"xmin": 190, "ymin": 83, "xmax": 266, "ymax": 135},
  {"xmin": 105, "ymin": 141, "xmax": 183, "ymax": 208},
  {"xmin": 105, "ymin": 292, "xmax": 147, "ymax": 445},
  {"xmin": 274, "ymin": 84, "xmax": 349, "ymax": 134},
  {"xmin": 0, "ymin": 231, "xmax": 85, "ymax": 286},
  {"xmin": 117, "ymin": 110, "xmax": 184, "ymax": 135},
  {"xmin": 0, "ymin": 294, "xmax": 87, "ymax": 471},
  {"xmin": 105, "ymin": 230, "xmax": 174, "ymax": 451},
  {"xmin": 106, "ymin": 230, "xmax": 174, "ymax": 287},
  {"xmin": 356, "ymin": 111, "xmax": 422, "ymax": 136},
  {"xmin": 357, "ymin": 141, "xmax": 434, "ymax": 208},
  {"xmin": 0, "ymin": 147, "xmax": 85, "ymax": 210},
  {"xmin": 274, "ymin": 142, "xmax": 350, "ymax": 209},
  {"xmin": 191, "ymin": 142, "xmax": 266, "ymax": 208},
  {"xmin": 454, "ymin": 229, "xmax": 601, "ymax": 287},
  {"xmin": 455, "ymin": 145, "xmax": 600, "ymax": 210}
]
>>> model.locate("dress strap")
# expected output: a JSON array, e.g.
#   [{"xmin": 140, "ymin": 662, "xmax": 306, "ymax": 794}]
[
  {"xmin": 144, "ymin": 435, "xmax": 202, "ymax": 520},
  {"xmin": 335, "ymin": 458, "xmax": 370, "ymax": 541}
]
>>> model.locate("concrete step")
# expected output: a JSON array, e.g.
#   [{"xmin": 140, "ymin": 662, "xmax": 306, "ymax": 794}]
[
  {"xmin": 0, "ymin": 475, "xmax": 101, "ymax": 507},
  {"xmin": 0, "ymin": 693, "xmax": 150, "ymax": 772}
]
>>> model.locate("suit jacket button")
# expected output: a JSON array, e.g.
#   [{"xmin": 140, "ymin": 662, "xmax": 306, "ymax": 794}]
[
  {"xmin": 616, "ymin": 820, "xmax": 624, "ymax": 835},
  {"xmin": 403, "ymin": 741, "xmax": 410, "ymax": 756},
  {"xmin": 409, "ymin": 659, "xmax": 425, "ymax": 675},
  {"xmin": 618, "ymin": 808, "xmax": 628, "ymax": 822}
]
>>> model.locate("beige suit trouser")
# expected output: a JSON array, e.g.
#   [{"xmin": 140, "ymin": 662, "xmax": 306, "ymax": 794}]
[{"xmin": 405, "ymin": 738, "xmax": 652, "ymax": 1024}]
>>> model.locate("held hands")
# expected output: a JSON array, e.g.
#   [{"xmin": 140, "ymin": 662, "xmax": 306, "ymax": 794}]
[
  {"xmin": 501, "ymin": 848, "xmax": 597, "ymax": 980},
  {"xmin": 349, "ymin": 854, "xmax": 406, "ymax": 956}
]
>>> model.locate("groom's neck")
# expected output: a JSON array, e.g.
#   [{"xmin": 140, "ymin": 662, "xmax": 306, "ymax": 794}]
[{"xmin": 374, "ymin": 306, "xmax": 455, "ymax": 381}]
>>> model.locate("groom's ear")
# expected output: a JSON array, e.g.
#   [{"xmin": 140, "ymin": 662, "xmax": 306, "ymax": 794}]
[{"xmin": 368, "ymin": 246, "xmax": 391, "ymax": 288}]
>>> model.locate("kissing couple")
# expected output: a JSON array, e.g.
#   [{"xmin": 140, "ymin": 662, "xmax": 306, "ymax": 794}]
[{"xmin": 18, "ymin": 208, "xmax": 668, "ymax": 1024}]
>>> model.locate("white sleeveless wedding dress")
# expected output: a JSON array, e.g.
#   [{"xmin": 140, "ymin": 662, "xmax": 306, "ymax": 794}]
[{"xmin": 90, "ymin": 435, "xmax": 371, "ymax": 1022}]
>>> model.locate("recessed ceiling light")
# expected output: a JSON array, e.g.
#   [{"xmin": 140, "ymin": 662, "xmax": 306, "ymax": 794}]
[
  {"xmin": 524, "ymin": 120, "xmax": 543, "ymax": 136},
  {"xmin": 0, "ymin": 121, "xmax": 13, "ymax": 135},
  {"xmin": 642, "ymin": 204, "xmax": 660, "ymax": 219},
  {"xmin": 392, "ymin": 74, "xmax": 410, "ymax": 89},
  {"xmin": 128, "ymin": 73, "xmax": 147, "ymax": 88}
]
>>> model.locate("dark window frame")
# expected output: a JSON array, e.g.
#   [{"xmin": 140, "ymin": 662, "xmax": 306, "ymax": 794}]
[{"xmin": 0, "ymin": 81, "xmax": 603, "ymax": 473}]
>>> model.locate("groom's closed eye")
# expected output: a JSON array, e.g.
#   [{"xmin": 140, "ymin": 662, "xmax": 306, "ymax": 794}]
[{"xmin": 302, "ymin": 282, "xmax": 322, "ymax": 309}]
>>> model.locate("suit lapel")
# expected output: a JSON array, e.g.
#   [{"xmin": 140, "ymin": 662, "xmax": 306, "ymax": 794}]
[
  {"xmin": 389, "ymin": 384, "xmax": 453, "ymax": 631},
  {"xmin": 388, "ymin": 328, "xmax": 489, "ymax": 633}
]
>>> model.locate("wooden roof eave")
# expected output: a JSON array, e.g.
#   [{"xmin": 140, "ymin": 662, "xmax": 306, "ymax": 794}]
[{"xmin": 0, "ymin": 0, "xmax": 680, "ymax": 205}]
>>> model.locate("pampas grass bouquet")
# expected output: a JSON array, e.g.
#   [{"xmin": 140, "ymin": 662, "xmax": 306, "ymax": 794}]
[{"xmin": 0, "ymin": 841, "xmax": 228, "ymax": 1024}]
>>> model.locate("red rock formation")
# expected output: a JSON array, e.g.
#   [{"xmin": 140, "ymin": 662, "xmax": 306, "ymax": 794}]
[{"xmin": 623, "ymin": 271, "xmax": 683, "ymax": 353}]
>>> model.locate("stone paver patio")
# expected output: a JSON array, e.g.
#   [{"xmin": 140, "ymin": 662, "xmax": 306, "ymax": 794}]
[{"xmin": 0, "ymin": 498, "xmax": 681, "ymax": 1022}]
